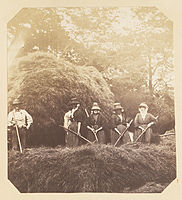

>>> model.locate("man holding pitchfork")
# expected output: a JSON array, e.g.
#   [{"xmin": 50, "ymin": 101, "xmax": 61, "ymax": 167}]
[
  {"xmin": 134, "ymin": 102, "xmax": 158, "ymax": 145},
  {"xmin": 8, "ymin": 99, "xmax": 33, "ymax": 152}
]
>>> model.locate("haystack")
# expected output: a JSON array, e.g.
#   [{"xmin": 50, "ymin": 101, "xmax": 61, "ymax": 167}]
[
  {"xmin": 8, "ymin": 139, "xmax": 176, "ymax": 193},
  {"xmin": 8, "ymin": 52, "xmax": 114, "ymax": 146}
]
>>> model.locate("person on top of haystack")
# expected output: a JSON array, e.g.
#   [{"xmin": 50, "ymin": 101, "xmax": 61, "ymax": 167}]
[
  {"xmin": 86, "ymin": 102, "xmax": 106, "ymax": 144},
  {"xmin": 8, "ymin": 99, "xmax": 33, "ymax": 151},
  {"xmin": 134, "ymin": 102, "xmax": 158, "ymax": 144},
  {"xmin": 110, "ymin": 103, "xmax": 132, "ymax": 146},
  {"xmin": 64, "ymin": 97, "xmax": 87, "ymax": 147}
]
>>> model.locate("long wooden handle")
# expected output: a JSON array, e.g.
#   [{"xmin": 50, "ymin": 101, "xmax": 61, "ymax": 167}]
[
  {"xmin": 159, "ymin": 132, "xmax": 175, "ymax": 137},
  {"xmin": 114, "ymin": 120, "xmax": 133, "ymax": 147},
  {"xmin": 135, "ymin": 123, "xmax": 153, "ymax": 142},
  {"xmin": 15, "ymin": 125, "xmax": 23, "ymax": 153},
  {"xmin": 59, "ymin": 125, "xmax": 92, "ymax": 144},
  {"xmin": 93, "ymin": 130, "xmax": 99, "ymax": 142}
]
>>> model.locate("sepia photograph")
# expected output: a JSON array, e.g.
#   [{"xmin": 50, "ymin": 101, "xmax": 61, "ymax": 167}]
[{"xmin": 6, "ymin": 6, "xmax": 177, "ymax": 194}]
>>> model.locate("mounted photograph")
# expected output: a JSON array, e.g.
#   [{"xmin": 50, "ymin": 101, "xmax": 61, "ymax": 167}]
[{"xmin": 7, "ymin": 7, "xmax": 176, "ymax": 193}]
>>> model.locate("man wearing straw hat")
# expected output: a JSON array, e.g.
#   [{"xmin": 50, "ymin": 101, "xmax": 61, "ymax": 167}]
[
  {"xmin": 86, "ymin": 102, "xmax": 106, "ymax": 144},
  {"xmin": 8, "ymin": 99, "xmax": 33, "ymax": 151},
  {"xmin": 134, "ymin": 102, "xmax": 157, "ymax": 144},
  {"xmin": 110, "ymin": 103, "xmax": 131, "ymax": 146}
]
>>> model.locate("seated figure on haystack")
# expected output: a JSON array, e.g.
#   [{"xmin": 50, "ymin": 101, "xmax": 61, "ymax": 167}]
[
  {"xmin": 134, "ymin": 102, "xmax": 158, "ymax": 145},
  {"xmin": 8, "ymin": 99, "xmax": 33, "ymax": 151},
  {"xmin": 86, "ymin": 102, "xmax": 106, "ymax": 144},
  {"xmin": 64, "ymin": 97, "xmax": 86, "ymax": 147},
  {"xmin": 110, "ymin": 103, "xmax": 133, "ymax": 146}
]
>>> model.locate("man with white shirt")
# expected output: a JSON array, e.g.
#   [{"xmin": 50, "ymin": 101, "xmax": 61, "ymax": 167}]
[
  {"xmin": 8, "ymin": 99, "xmax": 33, "ymax": 151},
  {"xmin": 64, "ymin": 97, "xmax": 84, "ymax": 147}
]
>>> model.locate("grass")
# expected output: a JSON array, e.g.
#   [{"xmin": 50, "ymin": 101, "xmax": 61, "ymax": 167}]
[{"xmin": 8, "ymin": 135, "xmax": 176, "ymax": 193}]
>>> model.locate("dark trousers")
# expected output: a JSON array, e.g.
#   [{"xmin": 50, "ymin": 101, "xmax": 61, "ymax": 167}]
[
  {"xmin": 11, "ymin": 127, "xmax": 27, "ymax": 151},
  {"xmin": 66, "ymin": 121, "xmax": 79, "ymax": 147}
]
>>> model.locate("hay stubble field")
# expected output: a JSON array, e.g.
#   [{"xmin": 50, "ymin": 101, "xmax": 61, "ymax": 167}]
[{"xmin": 8, "ymin": 135, "xmax": 176, "ymax": 193}]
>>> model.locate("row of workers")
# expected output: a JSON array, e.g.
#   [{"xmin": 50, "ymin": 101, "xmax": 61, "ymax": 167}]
[
  {"xmin": 7, "ymin": 97, "xmax": 157, "ymax": 151},
  {"xmin": 63, "ymin": 98, "xmax": 157, "ymax": 147}
]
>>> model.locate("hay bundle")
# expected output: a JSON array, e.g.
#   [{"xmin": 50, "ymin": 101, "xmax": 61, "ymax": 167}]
[
  {"xmin": 129, "ymin": 182, "xmax": 167, "ymax": 193},
  {"xmin": 8, "ymin": 52, "xmax": 114, "ymax": 146},
  {"xmin": 159, "ymin": 134, "xmax": 176, "ymax": 152},
  {"xmin": 8, "ymin": 141, "xmax": 176, "ymax": 193}
]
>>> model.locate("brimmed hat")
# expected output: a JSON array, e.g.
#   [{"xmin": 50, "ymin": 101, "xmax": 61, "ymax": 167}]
[
  {"xmin": 139, "ymin": 102, "xmax": 148, "ymax": 108},
  {"xmin": 113, "ymin": 103, "xmax": 123, "ymax": 110},
  {"xmin": 69, "ymin": 97, "xmax": 80, "ymax": 105},
  {"xmin": 91, "ymin": 102, "xmax": 101, "ymax": 110},
  {"xmin": 12, "ymin": 99, "xmax": 22, "ymax": 105}
]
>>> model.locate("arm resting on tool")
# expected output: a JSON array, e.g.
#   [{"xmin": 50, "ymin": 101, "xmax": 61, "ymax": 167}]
[
  {"xmin": 77, "ymin": 122, "xmax": 81, "ymax": 135},
  {"xmin": 114, "ymin": 128, "xmax": 121, "ymax": 135},
  {"xmin": 96, "ymin": 127, "xmax": 103, "ymax": 133},
  {"xmin": 87, "ymin": 126, "xmax": 94, "ymax": 132},
  {"xmin": 23, "ymin": 110, "xmax": 33, "ymax": 129}
]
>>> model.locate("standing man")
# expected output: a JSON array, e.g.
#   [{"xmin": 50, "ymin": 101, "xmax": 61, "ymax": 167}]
[
  {"xmin": 64, "ymin": 97, "xmax": 86, "ymax": 147},
  {"xmin": 134, "ymin": 102, "xmax": 157, "ymax": 144},
  {"xmin": 86, "ymin": 102, "xmax": 106, "ymax": 144},
  {"xmin": 8, "ymin": 99, "xmax": 33, "ymax": 151},
  {"xmin": 110, "ymin": 103, "xmax": 131, "ymax": 146}
]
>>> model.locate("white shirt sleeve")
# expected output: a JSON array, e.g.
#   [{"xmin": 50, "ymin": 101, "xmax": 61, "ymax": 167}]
[
  {"xmin": 23, "ymin": 110, "xmax": 33, "ymax": 126},
  {"xmin": 7, "ymin": 111, "xmax": 13, "ymax": 126},
  {"xmin": 64, "ymin": 111, "xmax": 71, "ymax": 129}
]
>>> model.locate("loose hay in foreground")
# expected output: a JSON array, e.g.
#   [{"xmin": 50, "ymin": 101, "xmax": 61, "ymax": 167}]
[{"xmin": 8, "ymin": 136, "xmax": 176, "ymax": 193}]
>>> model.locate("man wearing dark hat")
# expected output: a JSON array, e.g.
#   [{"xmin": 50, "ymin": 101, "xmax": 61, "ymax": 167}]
[
  {"xmin": 110, "ymin": 103, "xmax": 131, "ymax": 146},
  {"xmin": 86, "ymin": 102, "xmax": 106, "ymax": 144},
  {"xmin": 64, "ymin": 97, "xmax": 87, "ymax": 147},
  {"xmin": 8, "ymin": 99, "xmax": 33, "ymax": 151},
  {"xmin": 134, "ymin": 102, "xmax": 157, "ymax": 144}
]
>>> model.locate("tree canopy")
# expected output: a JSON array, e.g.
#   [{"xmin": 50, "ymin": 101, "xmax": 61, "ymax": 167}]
[{"xmin": 8, "ymin": 7, "xmax": 175, "ymax": 134}]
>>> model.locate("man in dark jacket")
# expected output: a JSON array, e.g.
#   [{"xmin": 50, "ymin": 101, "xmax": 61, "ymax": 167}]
[
  {"xmin": 64, "ymin": 97, "xmax": 87, "ymax": 147},
  {"xmin": 110, "ymin": 103, "xmax": 131, "ymax": 146},
  {"xmin": 86, "ymin": 102, "xmax": 106, "ymax": 144}
]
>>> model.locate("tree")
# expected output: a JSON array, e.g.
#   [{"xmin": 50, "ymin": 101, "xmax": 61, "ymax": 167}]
[
  {"xmin": 8, "ymin": 7, "xmax": 175, "ymax": 133},
  {"xmin": 130, "ymin": 7, "xmax": 174, "ymax": 97},
  {"xmin": 8, "ymin": 8, "xmax": 72, "ymax": 65},
  {"xmin": 8, "ymin": 7, "xmax": 174, "ymax": 97}
]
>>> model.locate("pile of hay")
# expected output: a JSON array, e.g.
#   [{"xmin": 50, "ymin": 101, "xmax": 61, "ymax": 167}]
[
  {"xmin": 8, "ymin": 138, "xmax": 176, "ymax": 193},
  {"xmin": 159, "ymin": 134, "xmax": 176, "ymax": 152},
  {"xmin": 8, "ymin": 52, "xmax": 114, "ymax": 146},
  {"xmin": 129, "ymin": 182, "xmax": 167, "ymax": 193}
]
